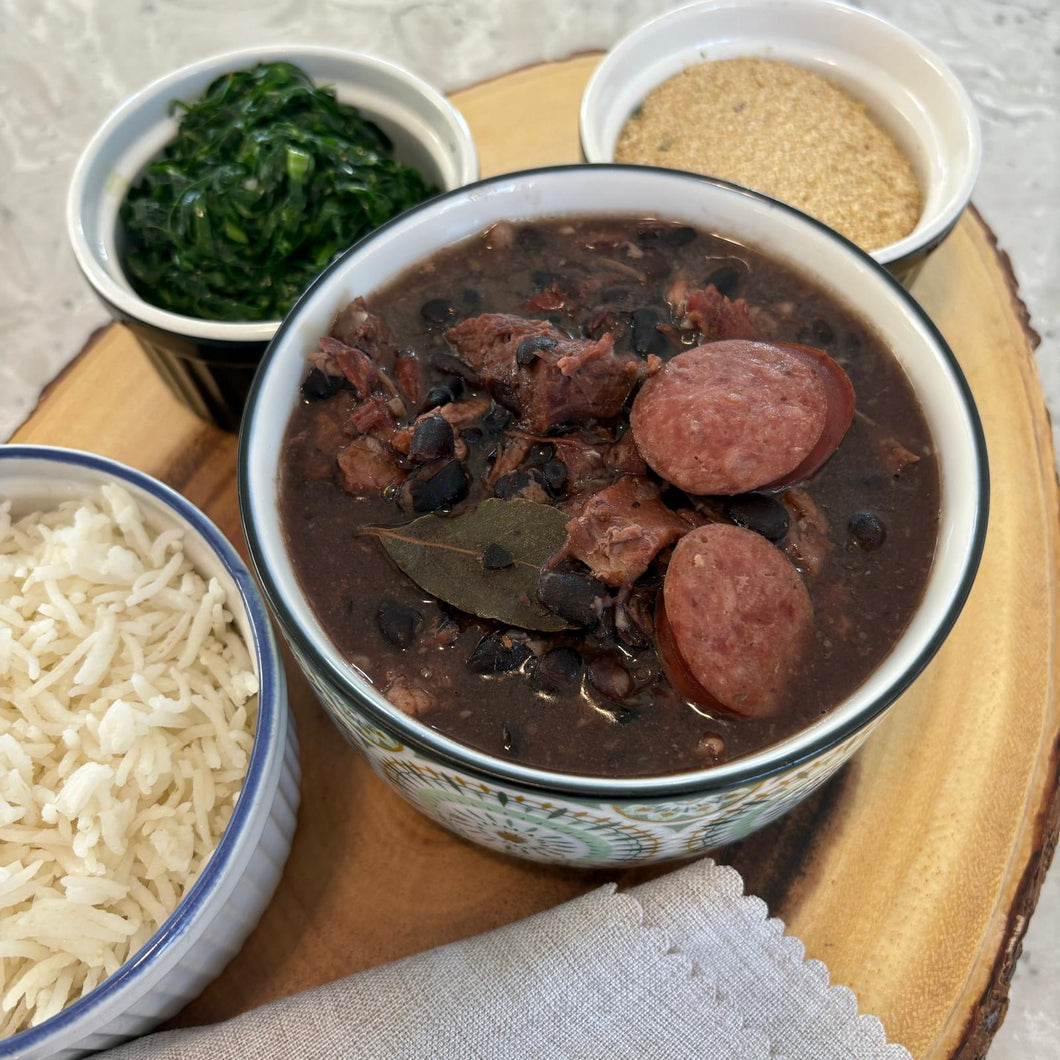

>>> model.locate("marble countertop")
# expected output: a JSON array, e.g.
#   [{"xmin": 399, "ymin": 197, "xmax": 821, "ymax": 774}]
[{"xmin": 1, "ymin": 0, "xmax": 1057, "ymax": 1054}]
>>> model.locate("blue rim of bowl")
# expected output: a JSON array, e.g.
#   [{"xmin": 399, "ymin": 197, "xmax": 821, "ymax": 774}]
[
  {"xmin": 0, "ymin": 445, "xmax": 283, "ymax": 1055},
  {"xmin": 238, "ymin": 162, "xmax": 989, "ymax": 799}
]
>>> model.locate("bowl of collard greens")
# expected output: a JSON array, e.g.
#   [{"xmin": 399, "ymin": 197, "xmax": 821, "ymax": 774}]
[{"xmin": 68, "ymin": 46, "xmax": 478, "ymax": 431}]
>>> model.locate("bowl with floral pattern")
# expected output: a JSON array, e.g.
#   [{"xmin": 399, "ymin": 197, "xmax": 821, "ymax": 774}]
[{"xmin": 238, "ymin": 164, "xmax": 987, "ymax": 867}]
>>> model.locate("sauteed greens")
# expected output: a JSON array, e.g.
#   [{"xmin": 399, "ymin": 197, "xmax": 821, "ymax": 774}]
[{"xmin": 120, "ymin": 61, "xmax": 437, "ymax": 322}]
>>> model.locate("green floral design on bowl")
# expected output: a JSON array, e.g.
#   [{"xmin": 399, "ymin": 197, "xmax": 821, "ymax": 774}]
[
  {"xmin": 296, "ymin": 644, "xmax": 883, "ymax": 865},
  {"xmin": 380, "ymin": 758, "xmax": 660, "ymax": 864}
]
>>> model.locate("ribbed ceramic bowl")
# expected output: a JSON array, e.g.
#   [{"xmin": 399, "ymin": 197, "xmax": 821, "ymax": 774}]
[
  {"xmin": 67, "ymin": 45, "xmax": 479, "ymax": 431},
  {"xmin": 580, "ymin": 0, "xmax": 981, "ymax": 283},
  {"xmin": 239, "ymin": 164, "xmax": 987, "ymax": 868},
  {"xmin": 0, "ymin": 446, "xmax": 299, "ymax": 1060}
]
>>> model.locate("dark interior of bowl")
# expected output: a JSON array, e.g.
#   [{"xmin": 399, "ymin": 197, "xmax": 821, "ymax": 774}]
[{"xmin": 272, "ymin": 208, "xmax": 943, "ymax": 780}]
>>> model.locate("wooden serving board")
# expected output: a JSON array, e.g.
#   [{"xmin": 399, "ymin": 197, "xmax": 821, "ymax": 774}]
[{"xmin": 14, "ymin": 56, "xmax": 1057, "ymax": 1059}]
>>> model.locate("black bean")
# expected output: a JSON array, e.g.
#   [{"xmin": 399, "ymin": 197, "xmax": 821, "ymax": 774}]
[
  {"xmin": 704, "ymin": 265, "xmax": 741, "ymax": 298},
  {"xmin": 375, "ymin": 599, "xmax": 422, "ymax": 649},
  {"xmin": 408, "ymin": 415, "xmax": 455, "ymax": 464},
  {"xmin": 797, "ymin": 320, "xmax": 836, "ymax": 347},
  {"xmin": 481, "ymin": 403, "xmax": 512, "ymax": 434},
  {"xmin": 630, "ymin": 308, "xmax": 669, "ymax": 357},
  {"xmin": 811, "ymin": 318, "xmax": 835, "ymax": 345},
  {"xmin": 482, "ymin": 543, "xmax": 514, "ymax": 570},
  {"xmin": 636, "ymin": 223, "xmax": 665, "ymax": 243},
  {"xmin": 540, "ymin": 459, "xmax": 568, "ymax": 497},
  {"xmin": 541, "ymin": 647, "xmax": 583, "ymax": 684},
  {"xmin": 494, "ymin": 468, "xmax": 545, "ymax": 500},
  {"xmin": 606, "ymin": 704, "xmax": 640, "ymax": 724},
  {"xmin": 427, "ymin": 351, "xmax": 482, "ymax": 388},
  {"xmin": 724, "ymin": 493, "xmax": 791, "ymax": 542},
  {"xmin": 630, "ymin": 305, "xmax": 659, "ymax": 335},
  {"xmin": 588, "ymin": 656, "xmax": 634, "ymax": 700},
  {"xmin": 409, "ymin": 459, "xmax": 469, "ymax": 512},
  {"xmin": 663, "ymin": 225, "xmax": 697, "ymax": 247},
  {"xmin": 516, "ymin": 335, "xmax": 557, "ymax": 366},
  {"xmin": 422, "ymin": 379, "xmax": 463, "ymax": 411},
  {"xmin": 493, "ymin": 469, "xmax": 530, "ymax": 499},
  {"xmin": 420, "ymin": 298, "xmax": 455, "ymax": 325},
  {"xmin": 536, "ymin": 570, "xmax": 609, "ymax": 627},
  {"xmin": 466, "ymin": 632, "xmax": 533, "ymax": 675},
  {"xmin": 660, "ymin": 485, "xmax": 690, "ymax": 510},
  {"xmin": 531, "ymin": 646, "xmax": 584, "ymax": 694},
  {"xmin": 461, "ymin": 427, "xmax": 484, "ymax": 445},
  {"xmin": 848, "ymin": 511, "xmax": 887, "ymax": 550},
  {"xmin": 517, "ymin": 227, "xmax": 546, "ymax": 252},
  {"xmin": 527, "ymin": 443, "xmax": 555, "ymax": 465},
  {"xmin": 460, "ymin": 287, "xmax": 482, "ymax": 311},
  {"xmin": 300, "ymin": 367, "xmax": 345, "ymax": 401}
]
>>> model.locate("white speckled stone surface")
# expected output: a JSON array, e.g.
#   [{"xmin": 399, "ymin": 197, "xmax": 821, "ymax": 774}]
[{"xmin": 0, "ymin": 0, "xmax": 1056, "ymax": 1053}]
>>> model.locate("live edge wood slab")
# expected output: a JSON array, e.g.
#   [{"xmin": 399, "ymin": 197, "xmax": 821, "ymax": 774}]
[{"xmin": 12, "ymin": 56, "xmax": 1057, "ymax": 1059}]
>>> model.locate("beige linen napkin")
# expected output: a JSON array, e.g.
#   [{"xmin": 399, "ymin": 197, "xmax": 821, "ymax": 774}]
[{"xmin": 102, "ymin": 859, "xmax": 910, "ymax": 1059}]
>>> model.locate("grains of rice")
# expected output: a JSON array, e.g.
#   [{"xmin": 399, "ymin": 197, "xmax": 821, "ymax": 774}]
[
  {"xmin": 615, "ymin": 57, "xmax": 922, "ymax": 252},
  {"xmin": 0, "ymin": 484, "xmax": 258, "ymax": 1038}
]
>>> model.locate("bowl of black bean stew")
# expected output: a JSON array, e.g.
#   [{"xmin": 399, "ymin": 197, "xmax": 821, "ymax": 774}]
[{"xmin": 239, "ymin": 165, "xmax": 987, "ymax": 867}]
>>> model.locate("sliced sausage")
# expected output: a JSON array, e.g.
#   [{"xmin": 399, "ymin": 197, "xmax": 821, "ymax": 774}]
[
  {"xmin": 760, "ymin": 342, "xmax": 855, "ymax": 489},
  {"xmin": 658, "ymin": 524, "xmax": 813, "ymax": 717},
  {"xmin": 630, "ymin": 340, "xmax": 846, "ymax": 495}
]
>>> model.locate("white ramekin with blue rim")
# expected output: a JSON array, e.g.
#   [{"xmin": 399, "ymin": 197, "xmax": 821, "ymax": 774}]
[{"xmin": 0, "ymin": 445, "xmax": 298, "ymax": 1060}]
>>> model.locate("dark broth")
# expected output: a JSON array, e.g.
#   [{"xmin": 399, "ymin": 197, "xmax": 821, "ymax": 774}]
[{"xmin": 279, "ymin": 217, "xmax": 939, "ymax": 777}]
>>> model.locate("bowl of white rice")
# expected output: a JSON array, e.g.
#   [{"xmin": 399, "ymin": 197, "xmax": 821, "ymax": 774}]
[{"xmin": 0, "ymin": 445, "xmax": 298, "ymax": 1060}]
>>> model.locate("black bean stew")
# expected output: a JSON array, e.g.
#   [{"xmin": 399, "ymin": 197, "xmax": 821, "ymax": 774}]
[{"xmin": 279, "ymin": 217, "xmax": 939, "ymax": 777}]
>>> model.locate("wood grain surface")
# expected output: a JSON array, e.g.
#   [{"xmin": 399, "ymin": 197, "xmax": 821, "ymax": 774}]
[{"xmin": 12, "ymin": 56, "xmax": 1057, "ymax": 1059}]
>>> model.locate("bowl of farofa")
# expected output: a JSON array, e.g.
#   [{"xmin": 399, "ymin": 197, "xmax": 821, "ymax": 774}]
[
  {"xmin": 0, "ymin": 446, "xmax": 298, "ymax": 1060},
  {"xmin": 579, "ymin": 0, "xmax": 981, "ymax": 282},
  {"xmin": 67, "ymin": 45, "xmax": 478, "ymax": 431}
]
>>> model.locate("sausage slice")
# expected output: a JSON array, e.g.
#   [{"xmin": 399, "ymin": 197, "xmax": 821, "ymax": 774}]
[
  {"xmin": 630, "ymin": 340, "xmax": 850, "ymax": 495},
  {"xmin": 761, "ymin": 343, "xmax": 856, "ymax": 489},
  {"xmin": 658, "ymin": 524, "xmax": 812, "ymax": 717}
]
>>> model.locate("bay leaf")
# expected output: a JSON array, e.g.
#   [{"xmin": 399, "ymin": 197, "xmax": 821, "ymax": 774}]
[{"xmin": 370, "ymin": 498, "xmax": 573, "ymax": 631}]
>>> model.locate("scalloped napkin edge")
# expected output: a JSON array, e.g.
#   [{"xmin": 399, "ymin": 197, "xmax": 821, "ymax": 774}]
[{"xmin": 100, "ymin": 859, "xmax": 911, "ymax": 1059}]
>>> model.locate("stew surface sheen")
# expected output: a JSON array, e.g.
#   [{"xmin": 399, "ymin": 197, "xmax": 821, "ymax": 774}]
[{"xmin": 280, "ymin": 217, "xmax": 939, "ymax": 778}]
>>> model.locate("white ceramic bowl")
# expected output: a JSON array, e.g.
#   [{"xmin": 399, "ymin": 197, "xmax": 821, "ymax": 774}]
[
  {"xmin": 67, "ymin": 45, "xmax": 479, "ymax": 429},
  {"xmin": 0, "ymin": 446, "xmax": 299, "ymax": 1060},
  {"xmin": 580, "ymin": 0, "xmax": 981, "ymax": 279},
  {"xmin": 239, "ymin": 164, "xmax": 987, "ymax": 868}
]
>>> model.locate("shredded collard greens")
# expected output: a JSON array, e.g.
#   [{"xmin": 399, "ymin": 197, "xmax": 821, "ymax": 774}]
[{"xmin": 120, "ymin": 62, "xmax": 438, "ymax": 322}]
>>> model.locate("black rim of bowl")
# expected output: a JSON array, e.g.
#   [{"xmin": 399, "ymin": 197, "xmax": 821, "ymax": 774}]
[{"xmin": 238, "ymin": 162, "xmax": 989, "ymax": 800}]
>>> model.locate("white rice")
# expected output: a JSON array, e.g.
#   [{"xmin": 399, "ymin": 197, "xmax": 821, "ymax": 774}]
[{"xmin": 0, "ymin": 484, "xmax": 258, "ymax": 1037}]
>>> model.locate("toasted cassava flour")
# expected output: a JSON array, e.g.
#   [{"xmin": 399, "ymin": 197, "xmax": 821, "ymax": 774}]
[
  {"xmin": 615, "ymin": 57, "xmax": 922, "ymax": 252},
  {"xmin": 0, "ymin": 484, "xmax": 258, "ymax": 1037}
]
